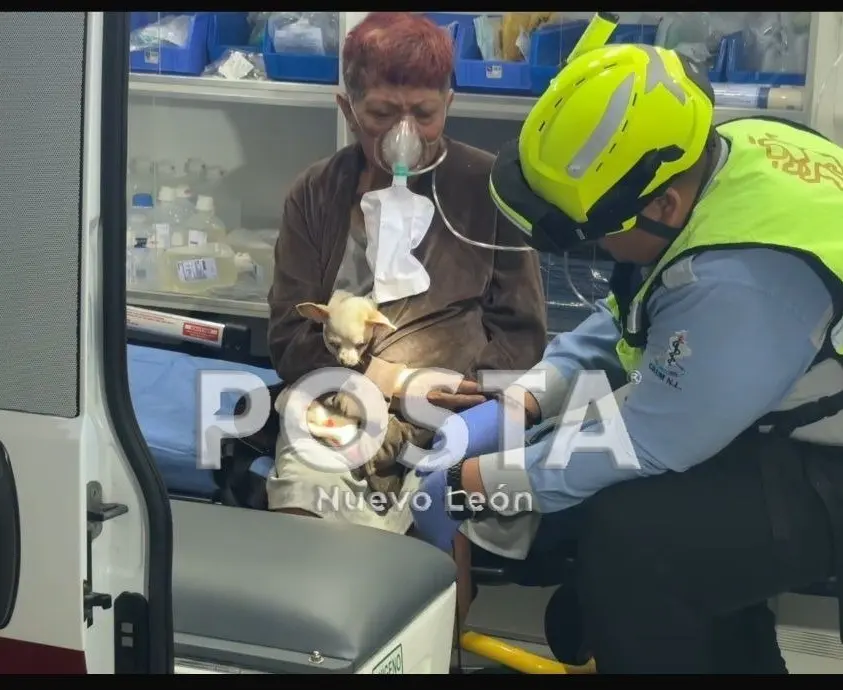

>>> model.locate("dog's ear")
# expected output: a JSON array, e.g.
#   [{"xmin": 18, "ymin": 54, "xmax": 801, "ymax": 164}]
[
  {"xmin": 296, "ymin": 302, "xmax": 331, "ymax": 323},
  {"xmin": 365, "ymin": 310, "xmax": 397, "ymax": 333}
]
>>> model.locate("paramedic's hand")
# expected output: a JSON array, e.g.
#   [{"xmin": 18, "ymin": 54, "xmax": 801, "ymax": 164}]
[
  {"xmin": 411, "ymin": 470, "xmax": 462, "ymax": 552},
  {"xmin": 422, "ymin": 399, "xmax": 502, "ymax": 476}
]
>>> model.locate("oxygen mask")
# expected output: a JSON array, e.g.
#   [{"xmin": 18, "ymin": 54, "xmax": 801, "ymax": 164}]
[{"xmin": 375, "ymin": 116, "xmax": 447, "ymax": 181}]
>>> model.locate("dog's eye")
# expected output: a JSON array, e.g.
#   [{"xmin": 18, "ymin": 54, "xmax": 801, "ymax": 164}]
[{"xmin": 327, "ymin": 337, "xmax": 342, "ymax": 348}]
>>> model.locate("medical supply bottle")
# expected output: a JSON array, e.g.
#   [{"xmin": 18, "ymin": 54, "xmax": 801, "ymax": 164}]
[
  {"xmin": 126, "ymin": 193, "xmax": 160, "ymax": 291},
  {"xmin": 127, "ymin": 193, "xmax": 154, "ymax": 245},
  {"xmin": 184, "ymin": 195, "xmax": 227, "ymax": 245},
  {"xmin": 200, "ymin": 165, "xmax": 240, "ymax": 229},
  {"xmin": 154, "ymin": 159, "xmax": 179, "ymax": 197},
  {"xmin": 184, "ymin": 157, "xmax": 206, "ymax": 192},
  {"xmin": 158, "ymin": 243, "xmax": 252, "ymax": 295},
  {"xmin": 225, "ymin": 228, "xmax": 274, "ymax": 292},
  {"xmin": 174, "ymin": 185, "xmax": 196, "ymax": 222},
  {"xmin": 150, "ymin": 186, "xmax": 183, "ymax": 249},
  {"xmin": 127, "ymin": 156, "xmax": 154, "ymax": 208}
]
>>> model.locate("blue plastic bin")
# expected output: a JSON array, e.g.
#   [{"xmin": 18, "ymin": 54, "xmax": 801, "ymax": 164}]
[
  {"xmin": 455, "ymin": 16, "xmax": 532, "ymax": 95},
  {"xmin": 207, "ymin": 12, "xmax": 257, "ymax": 65},
  {"xmin": 723, "ymin": 32, "xmax": 805, "ymax": 86},
  {"xmin": 261, "ymin": 21, "xmax": 339, "ymax": 85},
  {"xmin": 608, "ymin": 24, "xmax": 658, "ymax": 45},
  {"xmin": 529, "ymin": 21, "xmax": 588, "ymax": 96},
  {"xmin": 129, "ymin": 12, "xmax": 211, "ymax": 76}
]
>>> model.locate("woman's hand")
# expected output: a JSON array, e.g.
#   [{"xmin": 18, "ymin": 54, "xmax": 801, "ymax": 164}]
[{"xmin": 426, "ymin": 378, "xmax": 489, "ymax": 411}]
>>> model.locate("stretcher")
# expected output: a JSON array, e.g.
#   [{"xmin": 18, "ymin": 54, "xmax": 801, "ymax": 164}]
[{"xmin": 127, "ymin": 306, "xmax": 595, "ymax": 674}]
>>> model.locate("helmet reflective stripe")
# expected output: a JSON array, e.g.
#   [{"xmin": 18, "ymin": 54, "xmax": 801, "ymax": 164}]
[
  {"xmin": 639, "ymin": 45, "xmax": 688, "ymax": 105},
  {"xmin": 566, "ymin": 74, "xmax": 634, "ymax": 179}
]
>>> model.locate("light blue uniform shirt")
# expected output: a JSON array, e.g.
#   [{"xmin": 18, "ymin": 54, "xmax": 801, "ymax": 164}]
[{"xmin": 478, "ymin": 247, "xmax": 834, "ymax": 513}]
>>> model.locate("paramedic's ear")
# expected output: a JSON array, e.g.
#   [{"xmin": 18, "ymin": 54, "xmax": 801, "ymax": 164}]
[
  {"xmin": 296, "ymin": 302, "xmax": 331, "ymax": 323},
  {"xmin": 366, "ymin": 311, "xmax": 397, "ymax": 333}
]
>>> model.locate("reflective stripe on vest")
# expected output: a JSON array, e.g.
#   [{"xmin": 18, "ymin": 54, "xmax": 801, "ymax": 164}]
[{"xmin": 607, "ymin": 118, "xmax": 843, "ymax": 374}]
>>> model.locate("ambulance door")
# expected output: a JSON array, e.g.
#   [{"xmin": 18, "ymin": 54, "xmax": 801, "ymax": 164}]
[{"xmin": 0, "ymin": 12, "xmax": 173, "ymax": 673}]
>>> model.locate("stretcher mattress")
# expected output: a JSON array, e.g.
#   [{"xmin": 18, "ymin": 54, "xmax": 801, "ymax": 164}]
[{"xmin": 127, "ymin": 344, "xmax": 279, "ymax": 498}]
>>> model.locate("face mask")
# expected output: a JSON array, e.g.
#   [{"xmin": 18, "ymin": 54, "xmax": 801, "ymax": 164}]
[
  {"xmin": 347, "ymin": 101, "xmax": 448, "ymax": 179},
  {"xmin": 376, "ymin": 116, "xmax": 447, "ymax": 178}
]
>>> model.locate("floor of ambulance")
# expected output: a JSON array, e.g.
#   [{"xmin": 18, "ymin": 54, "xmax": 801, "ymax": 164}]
[{"xmin": 455, "ymin": 584, "xmax": 556, "ymax": 672}]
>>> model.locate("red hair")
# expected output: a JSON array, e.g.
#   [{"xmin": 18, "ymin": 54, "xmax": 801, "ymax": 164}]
[{"xmin": 342, "ymin": 12, "xmax": 454, "ymax": 98}]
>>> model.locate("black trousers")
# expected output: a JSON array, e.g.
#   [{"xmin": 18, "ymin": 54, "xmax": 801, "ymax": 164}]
[{"xmin": 475, "ymin": 432, "xmax": 843, "ymax": 673}]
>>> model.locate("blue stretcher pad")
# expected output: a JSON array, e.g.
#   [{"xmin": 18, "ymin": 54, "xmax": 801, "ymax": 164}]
[{"xmin": 127, "ymin": 344, "xmax": 280, "ymax": 498}]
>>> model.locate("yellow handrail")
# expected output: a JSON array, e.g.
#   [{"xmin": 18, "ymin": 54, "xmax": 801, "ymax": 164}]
[{"xmin": 460, "ymin": 631, "xmax": 597, "ymax": 675}]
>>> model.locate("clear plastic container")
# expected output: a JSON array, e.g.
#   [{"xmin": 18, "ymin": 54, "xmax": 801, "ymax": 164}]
[
  {"xmin": 199, "ymin": 166, "xmax": 241, "ymax": 229},
  {"xmin": 127, "ymin": 247, "xmax": 161, "ymax": 291},
  {"xmin": 154, "ymin": 160, "xmax": 180, "ymax": 197},
  {"xmin": 159, "ymin": 243, "xmax": 251, "ymax": 295},
  {"xmin": 127, "ymin": 157, "xmax": 154, "ymax": 208},
  {"xmin": 172, "ymin": 185, "xmax": 195, "ymax": 223},
  {"xmin": 127, "ymin": 193, "xmax": 154, "ymax": 244},
  {"xmin": 225, "ymin": 228, "xmax": 274, "ymax": 288},
  {"xmin": 183, "ymin": 157, "xmax": 206, "ymax": 197},
  {"xmin": 184, "ymin": 195, "xmax": 227, "ymax": 245},
  {"xmin": 149, "ymin": 186, "xmax": 183, "ymax": 249}
]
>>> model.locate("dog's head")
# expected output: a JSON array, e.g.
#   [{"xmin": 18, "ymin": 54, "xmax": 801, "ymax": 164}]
[{"xmin": 296, "ymin": 290, "xmax": 397, "ymax": 367}]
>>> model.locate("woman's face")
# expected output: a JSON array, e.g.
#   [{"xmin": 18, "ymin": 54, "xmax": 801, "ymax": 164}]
[{"xmin": 338, "ymin": 85, "xmax": 453, "ymax": 172}]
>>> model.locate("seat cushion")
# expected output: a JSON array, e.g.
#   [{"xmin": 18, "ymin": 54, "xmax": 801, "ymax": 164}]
[{"xmin": 171, "ymin": 499, "xmax": 456, "ymax": 672}]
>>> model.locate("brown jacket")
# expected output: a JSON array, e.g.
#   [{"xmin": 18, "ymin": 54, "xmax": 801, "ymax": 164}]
[{"xmin": 268, "ymin": 138, "xmax": 547, "ymax": 392}]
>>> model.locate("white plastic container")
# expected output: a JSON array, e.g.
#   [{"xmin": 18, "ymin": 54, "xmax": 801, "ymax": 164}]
[
  {"xmin": 150, "ymin": 186, "xmax": 183, "ymax": 249},
  {"xmin": 184, "ymin": 195, "xmax": 227, "ymax": 245},
  {"xmin": 159, "ymin": 243, "xmax": 252, "ymax": 295}
]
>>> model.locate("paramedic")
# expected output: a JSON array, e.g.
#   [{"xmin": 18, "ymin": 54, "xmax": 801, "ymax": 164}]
[
  {"xmin": 413, "ymin": 42, "xmax": 843, "ymax": 673},
  {"xmin": 263, "ymin": 12, "xmax": 546, "ymax": 526}
]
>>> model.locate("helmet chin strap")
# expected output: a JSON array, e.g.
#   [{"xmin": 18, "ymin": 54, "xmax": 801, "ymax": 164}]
[{"xmin": 633, "ymin": 136, "xmax": 720, "ymax": 244}]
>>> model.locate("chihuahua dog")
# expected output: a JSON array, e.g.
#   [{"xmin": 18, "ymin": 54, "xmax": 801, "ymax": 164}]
[
  {"xmin": 296, "ymin": 290, "xmax": 396, "ymax": 368},
  {"xmin": 295, "ymin": 291, "xmax": 433, "ymax": 503}
]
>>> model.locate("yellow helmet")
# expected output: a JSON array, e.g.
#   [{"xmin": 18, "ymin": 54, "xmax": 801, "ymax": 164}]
[{"xmin": 490, "ymin": 43, "xmax": 714, "ymax": 254}]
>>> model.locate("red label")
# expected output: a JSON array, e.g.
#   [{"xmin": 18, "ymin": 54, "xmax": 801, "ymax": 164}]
[{"xmin": 182, "ymin": 322, "xmax": 220, "ymax": 342}]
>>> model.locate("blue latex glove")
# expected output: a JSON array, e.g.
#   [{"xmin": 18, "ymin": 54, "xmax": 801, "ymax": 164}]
[
  {"xmin": 411, "ymin": 470, "xmax": 463, "ymax": 552},
  {"xmin": 417, "ymin": 399, "xmax": 503, "ymax": 476}
]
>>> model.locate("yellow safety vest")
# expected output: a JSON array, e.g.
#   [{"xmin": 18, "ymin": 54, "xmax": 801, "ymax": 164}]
[{"xmin": 607, "ymin": 117, "xmax": 843, "ymax": 375}]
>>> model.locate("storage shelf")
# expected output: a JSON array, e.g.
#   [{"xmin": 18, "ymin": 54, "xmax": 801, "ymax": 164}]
[
  {"xmin": 128, "ymin": 73, "xmax": 808, "ymax": 125},
  {"xmin": 128, "ymin": 73, "xmax": 338, "ymax": 109},
  {"xmin": 127, "ymin": 289, "xmax": 269, "ymax": 318}
]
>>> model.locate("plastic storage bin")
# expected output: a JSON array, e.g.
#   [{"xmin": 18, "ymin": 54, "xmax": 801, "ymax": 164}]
[
  {"xmin": 206, "ymin": 12, "xmax": 256, "ymax": 65},
  {"xmin": 455, "ymin": 15, "xmax": 533, "ymax": 95},
  {"xmin": 530, "ymin": 22, "xmax": 727, "ymax": 96},
  {"xmin": 723, "ymin": 32, "xmax": 806, "ymax": 86},
  {"xmin": 129, "ymin": 12, "xmax": 211, "ymax": 76},
  {"xmin": 608, "ymin": 24, "xmax": 658, "ymax": 45},
  {"xmin": 529, "ymin": 21, "xmax": 588, "ymax": 96},
  {"xmin": 261, "ymin": 21, "xmax": 339, "ymax": 85}
]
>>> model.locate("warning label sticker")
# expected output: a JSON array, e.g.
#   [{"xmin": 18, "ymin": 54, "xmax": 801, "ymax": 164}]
[{"xmin": 183, "ymin": 322, "xmax": 221, "ymax": 343}]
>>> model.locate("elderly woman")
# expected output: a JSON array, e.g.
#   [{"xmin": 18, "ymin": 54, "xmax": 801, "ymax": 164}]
[{"xmin": 265, "ymin": 12, "xmax": 546, "ymax": 533}]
